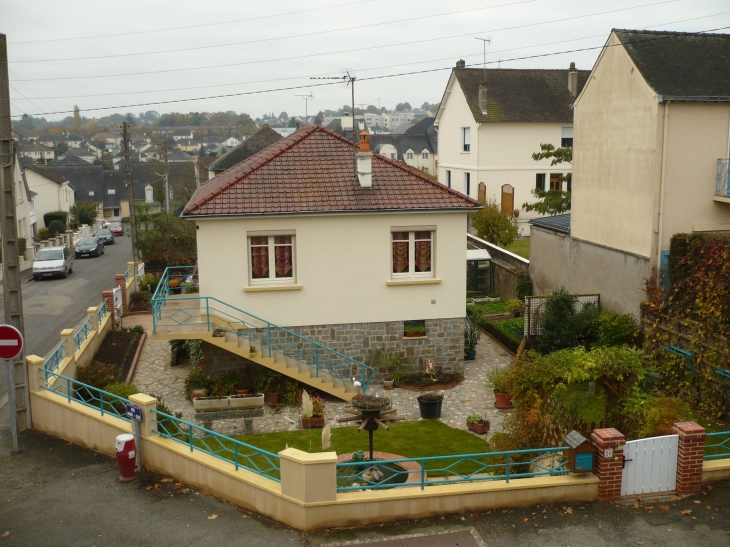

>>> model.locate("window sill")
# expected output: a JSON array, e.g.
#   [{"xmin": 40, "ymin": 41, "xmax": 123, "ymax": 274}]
[
  {"xmin": 244, "ymin": 284, "xmax": 302, "ymax": 292},
  {"xmin": 386, "ymin": 278, "xmax": 441, "ymax": 286},
  {"xmin": 403, "ymin": 336, "xmax": 428, "ymax": 340}
]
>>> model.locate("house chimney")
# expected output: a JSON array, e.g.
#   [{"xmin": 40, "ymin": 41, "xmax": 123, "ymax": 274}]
[
  {"xmin": 356, "ymin": 131, "xmax": 372, "ymax": 188},
  {"xmin": 456, "ymin": 59, "xmax": 466, "ymax": 68},
  {"xmin": 568, "ymin": 62, "xmax": 579, "ymax": 98}
]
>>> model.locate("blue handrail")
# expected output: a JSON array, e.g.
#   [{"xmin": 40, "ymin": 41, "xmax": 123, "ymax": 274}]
[
  {"xmin": 43, "ymin": 341, "xmax": 68, "ymax": 380},
  {"xmin": 151, "ymin": 266, "xmax": 375, "ymax": 392},
  {"xmin": 74, "ymin": 316, "xmax": 93, "ymax": 352},
  {"xmin": 336, "ymin": 446, "xmax": 571, "ymax": 491},
  {"xmin": 97, "ymin": 300, "xmax": 108, "ymax": 324},
  {"xmin": 151, "ymin": 409, "xmax": 281, "ymax": 481},
  {"xmin": 124, "ymin": 267, "xmax": 131, "ymax": 282},
  {"xmin": 40, "ymin": 368, "xmax": 131, "ymax": 422}
]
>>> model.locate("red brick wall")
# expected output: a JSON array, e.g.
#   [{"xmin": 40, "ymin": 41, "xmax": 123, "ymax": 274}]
[
  {"xmin": 591, "ymin": 428, "xmax": 626, "ymax": 502},
  {"xmin": 115, "ymin": 274, "xmax": 127, "ymax": 311},
  {"xmin": 672, "ymin": 421, "xmax": 706, "ymax": 494},
  {"xmin": 102, "ymin": 290, "xmax": 115, "ymax": 329}
]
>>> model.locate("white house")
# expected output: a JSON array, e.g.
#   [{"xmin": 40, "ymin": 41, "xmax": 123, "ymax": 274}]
[
  {"xmin": 18, "ymin": 143, "xmax": 54, "ymax": 162},
  {"xmin": 182, "ymin": 126, "xmax": 479, "ymax": 377},
  {"xmin": 435, "ymin": 60, "xmax": 588, "ymax": 233},
  {"xmin": 24, "ymin": 165, "xmax": 75, "ymax": 226},
  {"xmin": 223, "ymin": 136, "xmax": 242, "ymax": 147}
]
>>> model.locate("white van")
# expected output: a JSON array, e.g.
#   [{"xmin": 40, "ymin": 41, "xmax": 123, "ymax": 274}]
[{"xmin": 32, "ymin": 246, "xmax": 74, "ymax": 280}]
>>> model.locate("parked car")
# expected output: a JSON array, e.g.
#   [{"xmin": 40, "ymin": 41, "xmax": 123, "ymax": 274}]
[
  {"xmin": 108, "ymin": 222, "xmax": 124, "ymax": 236},
  {"xmin": 75, "ymin": 237, "xmax": 104, "ymax": 258},
  {"xmin": 95, "ymin": 229, "xmax": 115, "ymax": 245},
  {"xmin": 32, "ymin": 246, "xmax": 74, "ymax": 280}
]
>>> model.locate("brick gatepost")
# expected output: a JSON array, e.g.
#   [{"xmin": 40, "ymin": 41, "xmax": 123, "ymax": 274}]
[
  {"xmin": 115, "ymin": 273, "xmax": 127, "ymax": 311},
  {"xmin": 591, "ymin": 428, "xmax": 627, "ymax": 502},
  {"xmin": 672, "ymin": 421, "xmax": 707, "ymax": 494},
  {"xmin": 102, "ymin": 289, "xmax": 115, "ymax": 328}
]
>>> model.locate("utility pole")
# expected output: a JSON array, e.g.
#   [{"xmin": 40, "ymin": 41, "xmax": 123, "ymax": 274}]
[
  {"xmin": 163, "ymin": 141, "xmax": 169, "ymax": 214},
  {"xmin": 0, "ymin": 33, "xmax": 30, "ymax": 448},
  {"xmin": 123, "ymin": 122, "xmax": 139, "ymax": 274}
]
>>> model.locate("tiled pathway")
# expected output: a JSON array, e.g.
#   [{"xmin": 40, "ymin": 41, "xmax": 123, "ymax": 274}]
[{"xmin": 127, "ymin": 314, "xmax": 513, "ymax": 438}]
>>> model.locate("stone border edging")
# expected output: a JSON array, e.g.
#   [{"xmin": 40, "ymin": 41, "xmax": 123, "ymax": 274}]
[
  {"xmin": 125, "ymin": 332, "xmax": 147, "ymax": 385},
  {"xmin": 397, "ymin": 377, "xmax": 464, "ymax": 392},
  {"xmin": 337, "ymin": 451, "xmax": 425, "ymax": 486}
]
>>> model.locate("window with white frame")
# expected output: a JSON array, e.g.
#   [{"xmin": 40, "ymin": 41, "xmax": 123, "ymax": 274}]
[
  {"xmin": 406, "ymin": 152, "xmax": 414, "ymax": 160},
  {"xmin": 248, "ymin": 232, "xmax": 295, "ymax": 285},
  {"xmin": 108, "ymin": 189, "xmax": 115, "ymax": 195},
  {"xmin": 461, "ymin": 127, "xmax": 470, "ymax": 152},
  {"xmin": 422, "ymin": 151, "xmax": 429, "ymax": 159},
  {"xmin": 391, "ymin": 228, "xmax": 434, "ymax": 279},
  {"xmin": 390, "ymin": 153, "xmax": 396, "ymax": 160}
]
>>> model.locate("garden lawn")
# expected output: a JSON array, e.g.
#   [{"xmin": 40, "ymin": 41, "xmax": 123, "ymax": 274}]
[
  {"xmin": 468, "ymin": 301, "xmax": 508, "ymax": 315},
  {"xmin": 506, "ymin": 239, "xmax": 530, "ymax": 259}
]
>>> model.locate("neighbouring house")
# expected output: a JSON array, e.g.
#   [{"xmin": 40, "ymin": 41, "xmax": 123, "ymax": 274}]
[
  {"xmin": 7, "ymin": 146, "xmax": 36, "ymax": 241},
  {"xmin": 434, "ymin": 60, "xmax": 589, "ymax": 234},
  {"xmin": 223, "ymin": 136, "xmax": 241, "ymax": 147},
  {"xmin": 54, "ymin": 155, "xmax": 92, "ymax": 167},
  {"xmin": 24, "ymin": 165, "xmax": 75, "ymax": 227},
  {"xmin": 182, "ymin": 126, "xmax": 480, "ymax": 374},
  {"xmin": 171, "ymin": 128, "xmax": 194, "ymax": 141},
  {"xmin": 371, "ymin": 117, "xmax": 438, "ymax": 174},
  {"xmin": 62, "ymin": 132, "xmax": 84, "ymax": 148},
  {"xmin": 207, "ymin": 125, "xmax": 282, "ymax": 179},
  {"xmin": 529, "ymin": 29, "xmax": 730, "ymax": 317},
  {"xmin": 176, "ymin": 139, "xmax": 201, "ymax": 153},
  {"xmin": 91, "ymin": 132, "xmax": 122, "ymax": 148},
  {"xmin": 18, "ymin": 143, "xmax": 54, "ymax": 162},
  {"xmin": 382, "ymin": 111, "xmax": 415, "ymax": 130},
  {"xmin": 60, "ymin": 146, "xmax": 97, "ymax": 163},
  {"xmin": 326, "ymin": 116, "xmax": 366, "ymax": 141}
]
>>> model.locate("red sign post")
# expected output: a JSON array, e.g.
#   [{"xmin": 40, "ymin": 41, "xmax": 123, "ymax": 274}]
[{"xmin": 1, "ymin": 324, "xmax": 24, "ymax": 452}]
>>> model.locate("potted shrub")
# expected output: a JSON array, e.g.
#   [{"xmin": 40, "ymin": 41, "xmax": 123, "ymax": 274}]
[
  {"xmin": 301, "ymin": 393, "xmax": 326, "ymax": 429},
  {"xmin": 404, "ymin": 325, "xmax": 427, "ymax": 338},
  {"xmin": 464, "ymin": 320, "xmax": 481, "ymax": 360},
  {"xmin": 169, "ymin": 277, "xmax": 182, "ymax": 295},
  {"xmin": 254, "ymin": 370, "xmax": 280, "ymax": 405},
  {"xmin": 466, "ymin": 413, "xmax": 490, "ymax": 434},
  {"xmin": 194, "ymin": 373, "xmax": 237, "ymax": 412},
  {"xmin": 248, "ymin": 345, "xmax": 258, "ymax": 359},
  {"xmin": 184, "ymin": 364, "xmax": 209, "ymax": 402},
  {"xmin": 486, "ymin": 367, "xmax": 513, "ymax": 409},
  {"xmin": 416, "ymin": 392, "xmax": 444, "ymax": 419}
]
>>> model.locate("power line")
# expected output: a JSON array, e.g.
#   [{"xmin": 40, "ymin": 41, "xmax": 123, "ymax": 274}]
[
  {"xmin": 8, "ymin": 68, "xmax": 59, "ymax": 121},
  {"xmin": 9, "ymin": 0, "xmax": 680, "ymax": 82},
  {"xmin": 7, "ymin": 0, "xmax": 376, "ymax": 45},
  {"xmin": 5, "ymin": 26, "xmax": 729, "ymax": 120},
  {"xmin": 11, "ymin": 0, "xmax": 542, "ymax": 63},
  {"xmin": 17, "ymin": 9, "xmax": 730, "ymax": 102}
]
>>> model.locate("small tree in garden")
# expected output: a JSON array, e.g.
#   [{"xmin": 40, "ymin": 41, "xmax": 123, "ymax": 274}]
[
  {"xmin": 470, "ymin": 199, "xmax": 520, "ymax": 248},
  {"xmin": 135, "ymin": 211, "xmax": 197, "ymax": 264},
  {"xmin": 536, "ymin": 287, "xmax": 576, "ymax": 354}
]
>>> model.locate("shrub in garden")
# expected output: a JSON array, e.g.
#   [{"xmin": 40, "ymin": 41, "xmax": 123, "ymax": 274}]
[
  {"xmin": 48, "ymin": 220, "xmax": 67, "ymax": 237},
  {"xmin": 639, "ymin": 396, "xmax": 692, "ymax": 438},
  {"xmin": 104, "ymin": 382, "xmax": 139, "ymax": 400},
  {"xmin": 129, "ymin": 291, "xmax": 152, "ymax": 305},
  {"xmin": 536, "ymin": 286, "xmax": 576, "ymax": 354},
  {"xmin": 38, "ymin": 227, "xmax": 50, "ymax": 240},
  {"xmin": 593, "ymin": 311, "xmax": 636, "ymax": 347},
  {"xmin": 76, "ymin": 360, "xmax": 115, "ymax": 390},
  {"xmin": 506, "ymin": 299, "xmax": 524, "ymax": 317},
  {"xmin": 43, "ymin": 211, "xmax": 68, "ymax": 228},
  {"xmin": 138, "ymin": 274, "xmax": 161, "ymax": 294},
  {"xmin": 515, "ymin": 269, "xmax": 533, "ymax": 300}
]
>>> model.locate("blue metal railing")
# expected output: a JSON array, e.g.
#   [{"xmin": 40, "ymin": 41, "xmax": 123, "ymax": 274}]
[
  {"xmin": 718, "ymin": 159, "xmax": 729, "ymax": 197},
  {"xmin": 40, "ymin": 369, "xmax": 131, "ymax": 422},
  {"xmin": 704, "ymin": 431, "xmax": 730, "ymax": 460},
  {"xmin": 43, "ymin": 341, "xmax": 68, "ymax": 380},
  {"xmin": 97, "ymin": 300, "xmax": 108, "ymax": 324},
  {"xmin": 152, "ymin": 409, "xmax": 281, "ymax": 481},
  {"xmin": 151, "ymin": 266, "xmax": 375, "ymax": 392},
  {"xmin": 74, "ymin": 316, "xmax": 93, "ymax": 352},
  {"xmin": 336, "ymin": 447, "xmax": 571, "ymax": 491},
  {"xmin": 124, "ymin": 267, "xmax": 132, "ymax": 282}
]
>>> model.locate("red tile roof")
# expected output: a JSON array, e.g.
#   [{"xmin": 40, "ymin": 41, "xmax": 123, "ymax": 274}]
[{"xmin": 183, "ymin": 125, "xmax": 479, "ymax": 216}]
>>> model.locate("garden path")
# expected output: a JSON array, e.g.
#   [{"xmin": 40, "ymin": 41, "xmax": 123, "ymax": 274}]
[{"xmin": 126, "ymin": 314, "xmax": 512, "ymax": 438}]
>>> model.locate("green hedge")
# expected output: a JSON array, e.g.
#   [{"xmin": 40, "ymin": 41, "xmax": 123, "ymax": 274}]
[
  {"xmin": 43, "ymin": 211, "xmax": 68, "ymax": 229},
  {"xmin": 467, "ymin": 308, "xmax": 523, "ymax": 353}
]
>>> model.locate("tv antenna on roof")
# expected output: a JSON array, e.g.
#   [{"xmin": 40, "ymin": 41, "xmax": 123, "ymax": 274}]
[
  {"xmin": 475, "ymin": 37, "xmax": 491, "ymax": 115},
  {"xmin": 295, "ymin": 92, "xmax": 314, "ymax": 118},
  {"xmin": 475, "ymin": 37, "xmax": 491, "ymax": 83},
  {"xmin": 311, "ymin": 70, "xmax": 358, "ymax": 147}
]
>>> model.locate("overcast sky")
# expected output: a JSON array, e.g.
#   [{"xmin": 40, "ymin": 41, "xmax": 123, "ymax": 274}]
[{"xmin": 2, "ymin": 0, "xmax": 730, "ymax": 122}]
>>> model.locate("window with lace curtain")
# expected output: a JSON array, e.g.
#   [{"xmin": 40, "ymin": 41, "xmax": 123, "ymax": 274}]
[
  {"xmin": 392, "ymin": 229, "xmax": 434, "ymax": 278},
  {"xmin": 248, "ymin": 233, "xmax": 295, "ymax": 285}
]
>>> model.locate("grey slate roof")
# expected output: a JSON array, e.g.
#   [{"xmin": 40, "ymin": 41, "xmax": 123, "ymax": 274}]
[
  {"xmin": 453, "ymin": 67, "xmax": 590, "ymax": 123},
  {"xmin": 208, "ymin": 125, "xmax": 282, "ymax": 173},
  {"xmin": 45, "ymin": 164, "xmax": 105, "ymax": 204},
  {"xmin": 529, "ymin": 213, "xmax": 571, "ymax": 234},
  {"xmin": 55, "ymin": 155, "xmax": 92, "ymax": 166},
  {"xmin": 371, "ymin": 134, "xmax": 435, "ymax": 160},
  {"xmin": 25, "ymin": 164, "xmax": 68, "ymax": 184},
  {"xmin": 614, "ymin": 29, "xmax": 730, "ymax": 101}
]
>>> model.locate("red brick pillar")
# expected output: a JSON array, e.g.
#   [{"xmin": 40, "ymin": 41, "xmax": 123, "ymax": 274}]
[
  {"xmin": 115, "ymin": 273, "xmax": 127, "ymax": 311},
  {"xmin": 591, "ymin": 428, "xmax": 626, "ymax": 502},
  {"xmin": 672, "ymin": 421, "xmax": 706, "ymax": 494},
  {"xmin": 102, "ymin": 290, "xmax": 115, "ymax": 329}
]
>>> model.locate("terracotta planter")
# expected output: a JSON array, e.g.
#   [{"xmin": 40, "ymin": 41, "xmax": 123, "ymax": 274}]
[
  {"xmin": 301, "ymin": 416, "xmax": 325, "ymax": 429},
  {"xmin": 494, "ymin": 391, "xmax": 513, "ymax": 409},
  {"xmin": 383, "ymin": 379, "xmax": 394, "ymax": 390},
  {"xmin": 193, "ymin": 396, "xmax": 229, "ymax": 412},
  {"xmin": 230, "ymin": 393, "xmax": 264, "ymax": 409},
  {"xmin": 266, "ymin": 392, "xmax": 280, "ymax": 405},
  {"xmin": 234, "ymin": 388, "xmax": 251, "ymax": 395},
  {"xmin": 189, "ymin": 388, "xmax": 207, "ymax": 402},
  {"xmin": 465, "ymin": 349, "xmax": 477, "ymax": 360},
  {"xmin": 467, "ymin": 420, "xmax": 490, "ymax": 434}
]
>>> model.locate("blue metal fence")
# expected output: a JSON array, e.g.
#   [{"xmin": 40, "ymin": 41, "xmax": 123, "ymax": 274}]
[
  {"xmin": 74, "ymin": 316, "xmax": 93, "ymax": 352},
  {"xmin": 150, "ymin": 266, "xmax": 375, "ymax": 392},
  {"xmin": 152, "ymin": 409, "xmax": 281, "ymax": 481},
  {"xmin": 124, "ymin": 267, "xmax": 131, "ymax": 282},
  {"xmin": 97, "ymin": 300, "xmax": 108, "ymax": 324},
  {"xmin": 40, "ymin": 369, "xmax": 131, "ymax": 422},
  {"xmin": 704, "ymin": 431, "xmax": 730, "ymax": 460},
  {"xmin": 336, "ymin": 447, "xmax": 570, "ymax": 491},
  {"xmin": 43, "ymin": 341, "xmax": 68, "ymax": 380}
]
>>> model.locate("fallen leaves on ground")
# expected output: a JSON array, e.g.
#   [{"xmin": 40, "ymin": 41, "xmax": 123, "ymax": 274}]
[
  {"xmin": 633, "ymin": 504, "xmax": 641, "ymax": 509},
  {"xmin": 707, "ymin": 485, "xmax": 714, "ymax": 491},
  {"xmin": 636, "ymin": 541, "xmax": 645, "ymax": 545},
  {"xmin": 160, "ymin": 477, "xmax": 174, "ymax": 483},
  {"xmin": 659, "ymin": 506, "xmax": 670, "ymax": 511},
  {"xmin": 65, "ymin": 442, "xmax": 74, "ymax": 447},
  {"xmin": 2, "ymin": 532, "xmax": 9, "ymax": 538},
  {"xmin": 565, "ymin": 507, "xmax": 574, "ymax": 514},
  {"xmin": 207, "ymin": 514, "xmax": 217, "ymax": 520},
  {"xmin": 459, "ymin": 517, "xmax": 465, "ymax": 521},
  {"xmin": 521, "ymin": 518, "xmax": 529, "ymax": 523},
  {"xmin": 172, "ymin": 482, "xmax": 184, "ymax": 490},
  {"xmin": 694, "ymin": 500, "xmax": 702, "ymax": 504},
  {"xmin": 145, "ymin": 486, "xmax": 152, "ymax": 491},
  {"xmin": 153, "ymin": 484, "xmax": 161, "ymax": 491},
  {"xmin": 680, "ymin": 510, "xmax": 692, "ymax": 516}
]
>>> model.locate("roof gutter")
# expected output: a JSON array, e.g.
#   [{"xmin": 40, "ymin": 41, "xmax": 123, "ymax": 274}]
[
  {"xmin": 657, "ymin": 95, "xmax": 730, "ymax": 103},
  {"xmin": 181, "ymin": 206, "xmax": 482, "ymax": 221}
]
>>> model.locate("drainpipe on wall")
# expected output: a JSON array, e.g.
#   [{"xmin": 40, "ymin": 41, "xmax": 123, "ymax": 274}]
[{"xmin": 656, "ymin": 101, "xmax": 671, "ymax": 282}]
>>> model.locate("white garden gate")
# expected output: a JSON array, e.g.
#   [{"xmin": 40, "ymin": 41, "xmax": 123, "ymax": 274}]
[{"xmin": 621, "ymin": 434, "xmax": 679, "ymax": 497}]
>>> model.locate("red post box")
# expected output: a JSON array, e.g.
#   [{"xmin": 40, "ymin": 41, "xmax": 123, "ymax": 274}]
[{"xmin": 115, "ymin": 433, "xmax": 136, "ymax": 482}]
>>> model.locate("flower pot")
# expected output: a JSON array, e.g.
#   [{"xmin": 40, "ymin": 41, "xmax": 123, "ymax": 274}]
[
  {"xmin": 467, "ymin": 419, "xmax": 490, "ymax": 434},
  {"xmin": 193, "ymin": 396, "xmax": 229, "ymax": 412},
  {"xmin": 301, "ymin": 416, "xmax": 325, "ymax": 429},
  {"xmin": 230, "ymin": 393, "xmax": 264, "ymax": 409},
  {"xmin": 383, "ymin": 378, "xmax": 394, "ymax": 390},
  {"xmin": 234, "ymin": 388, "xmax": 251, "ymax": 395},
  {"xmin": 465, "ymin": 349, "xmax": 477, "ymax": 360},
  {"xmin": 170, "ymin": 287, "xmax": 182, "ymax": 295},
  {"xmin": 493, "ymin": 391, "xmax": 513, "ymax": 410},
  {"xmin": 189, "ymin": 387, "xmax": 207, "ymax": 402},
  {"xmin": 417, "ymin": 396, "xmax": 443, "ymax": 419},
  {"xmin": 266, "ymin": 392, "xmax": 279, "ymax": 405}
]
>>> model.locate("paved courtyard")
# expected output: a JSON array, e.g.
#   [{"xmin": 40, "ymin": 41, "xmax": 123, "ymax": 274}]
[{"xmin": 125, "ymin": 314, "xmax": 513, "ymax": 438}]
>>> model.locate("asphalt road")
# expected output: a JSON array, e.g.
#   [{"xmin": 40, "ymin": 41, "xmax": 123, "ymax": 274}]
[
  {"xmin": 0, "ymin": 235, "xmax": 134, "ymax": 430},
  {"xmin": 1, "ymin": 429, "xmax": 729, "ymax": 547}
]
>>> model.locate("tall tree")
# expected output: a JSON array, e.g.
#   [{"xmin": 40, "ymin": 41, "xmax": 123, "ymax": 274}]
[
  {"xmin": 395, "ymin": 102, "xmax": 412, "ymax": 112},
  {"xmin": 522, "ymin": 143, "xmax": 572, "ymax": 216},
  {"xmin": 471, "ymin": 199, "xmax": 521, "ymax": 247}
]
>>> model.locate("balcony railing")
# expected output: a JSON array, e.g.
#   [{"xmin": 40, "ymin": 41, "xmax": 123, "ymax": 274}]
[{"xmin": 717, "ymin": 159, "xmax": 729, "ymax": 197}]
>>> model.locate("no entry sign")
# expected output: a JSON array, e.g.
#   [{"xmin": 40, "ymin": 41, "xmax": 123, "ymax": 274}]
[{"xmin": 0, "ymin": 324, "xmax": 24, "ymax": 360}]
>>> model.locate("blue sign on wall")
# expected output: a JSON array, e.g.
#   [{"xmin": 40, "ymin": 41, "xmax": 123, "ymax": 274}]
[{"xmin": 125, "ymin": 404, "xmax": 142, "ymax": 422}]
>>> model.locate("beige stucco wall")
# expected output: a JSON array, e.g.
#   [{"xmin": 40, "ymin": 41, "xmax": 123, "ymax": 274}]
[
  {"xmin": 661, "ymin": 103, "xmax": 730, "ymax": 248},
  {"xmin": 195, "ymin": 211, "xmax": 467, "ymax": 327},
  {"xmin": 571, "ymin": 33, "xmax": 661, "ymax": 259}
]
